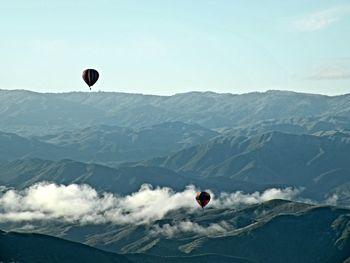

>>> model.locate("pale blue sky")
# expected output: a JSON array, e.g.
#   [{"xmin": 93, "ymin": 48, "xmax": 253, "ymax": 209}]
[{"xmin": 1, "ymin": 0, "xmax": 350, "ymax": 95}]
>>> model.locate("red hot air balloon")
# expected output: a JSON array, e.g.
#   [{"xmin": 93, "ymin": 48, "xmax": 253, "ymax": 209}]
[
  {"xmin": 82, "ymin": 69, "xmax": 99, "ymax": 90},
  {"xmin": 196, "ymin": 191, "xmax": 211, "ymax": 208}
]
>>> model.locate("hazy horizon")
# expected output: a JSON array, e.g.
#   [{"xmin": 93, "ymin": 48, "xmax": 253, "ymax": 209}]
[
  {"xmin": 1, "ymin": 1, "xmax": 350, "ymax": 96},
  {"xmin": 1, "ymin": 88, "xmax": 350, "ymax": 97}
]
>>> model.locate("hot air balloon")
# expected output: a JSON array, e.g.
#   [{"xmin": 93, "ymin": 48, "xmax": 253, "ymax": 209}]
[
  {"xmin": 82, "ymin": 69, "xmax": 99, "ymax": 90},
  {"xmin": 196, "ymin": 191, "xmax": 211, "ymax": 208}
]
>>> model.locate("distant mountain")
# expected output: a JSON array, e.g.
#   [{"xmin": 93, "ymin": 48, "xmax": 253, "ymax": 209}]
[
  {"xmin": 143, "ymin": 131, "xmax": 350, "ymax": 201},
  {"xmin": 2, "ymin": 130, "xmax": 350, "ymax": 200},
  {"xmin": 2, "ymin": 200, "xmax": 349, "ymax": 263},
  {"xmin": 222, "ymin": 115, "xmax": 350, "ymax": 137},
  {"xmin": 0, "ymin": 122, "xmax": 218, "ymax": 163},
  {"xmin": 0, "ymin": 159, "xmax": 187, "ymax": 194},
  {"xmin": 1, "ymin": 89, "xmax": 350, "ymax": 135},
  {"xmin": 35, "ymin": 122, "xmax": 218, "ymax": 163},
  {"xmin": 0, "ymin": 158, "xmax": 263, "ymax": 195},
  {"xmin": 0, "ymin": 131, "xmax": 62, "ymax": 161}
]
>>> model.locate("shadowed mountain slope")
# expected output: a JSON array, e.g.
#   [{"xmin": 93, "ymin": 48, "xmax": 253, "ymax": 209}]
[
  {"xmin": 0, "ymin": 230, "xmax": 255, "ymax": 263},
  {"xmin": 0, "ymin": 230, "xmax": 132, "ymax": 263}
]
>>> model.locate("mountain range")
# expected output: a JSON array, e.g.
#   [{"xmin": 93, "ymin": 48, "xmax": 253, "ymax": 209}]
[
  {"xmin": 1, "ymin": 130, "xmax": 350, "ymax": 200},
  {"xmin": 1, "ymin": 89, "xmax": 350, "ymax": 135},
  {"xmin": 1, "ymin": 89, "xmax": 350, "ymax": 262}
]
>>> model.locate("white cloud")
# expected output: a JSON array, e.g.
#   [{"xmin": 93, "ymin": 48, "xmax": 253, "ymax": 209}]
[
  {"xmin": 151, "ymin": 220, "xmax": 232, "ymax": 238},
  {"xmin": 0, "ymin": 186, "xmax": 9, "ymax": 192},
  {"xmin": 0, "ymin": 182, "xmax": 304, "ymax": 225},
  {"xmin": 292, "ymin": 6, "xmax": 349, "ymax": 32},
  {"xmin": 325, "ymin": 194, "xmax": 339, "ymax": 206},
  {"xmin": 211, "ymin": 187, "xmax": 303, "ymax": 208},
  {"xmin": 0, "ymin": 183, "xmax": 197, "ymax": 224},
  {"xmin": 307, "ymin": 65, "xmax": 350, "ymax": 80}
]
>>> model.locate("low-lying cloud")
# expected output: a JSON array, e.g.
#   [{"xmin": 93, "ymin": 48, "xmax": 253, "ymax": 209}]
[
  {"xmin": 211, "ymin": 187, "xmax": 303, "ymax": 208},
  {"xmin": 0, "ymin": 182, "xmax": 303, "ymax": 225},
  {"xmin": 151, "ymin": 221, "xmax": 233, "ymax": 238}
]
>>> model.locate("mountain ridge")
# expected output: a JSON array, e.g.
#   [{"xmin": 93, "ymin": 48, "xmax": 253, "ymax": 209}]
[
  {"xmin": 2, "ymin": 88, "xmax": 349, "ymax": 97},
  {"xmin": 1, "ymin": 89, "xmax": 350, "ymax": 135},
  {"xmin": 2, "ymin": 200, "xmax": 348, "ymax": 262}
]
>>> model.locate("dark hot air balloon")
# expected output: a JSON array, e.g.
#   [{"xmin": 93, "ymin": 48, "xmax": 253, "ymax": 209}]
[
  {"xmin": 196, "ymin": 191, "xmax": 211, "ymax": 208},
  {"xmin": 82, "ymin": 69, "xmax": 99, "ymax": 90}
]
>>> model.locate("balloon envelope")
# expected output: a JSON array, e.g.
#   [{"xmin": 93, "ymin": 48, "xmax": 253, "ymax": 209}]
[
  {"xmin": 196, "ymin": 191, "xmax": 211, "ymax": 208},
  {"xmin": 82, "ymin": 69, "xmax": 99, "ymax": 88}
]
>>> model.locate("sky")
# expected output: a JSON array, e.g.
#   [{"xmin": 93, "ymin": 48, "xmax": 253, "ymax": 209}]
[{"xmin": 1, "ymin": 0, "xmax": 350, "ymax": 95}]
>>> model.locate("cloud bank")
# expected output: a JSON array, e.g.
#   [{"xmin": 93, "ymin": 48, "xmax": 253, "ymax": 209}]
[{"xmin": 0, "ymin": 182, "xmax": 303, "ymax": 225}]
